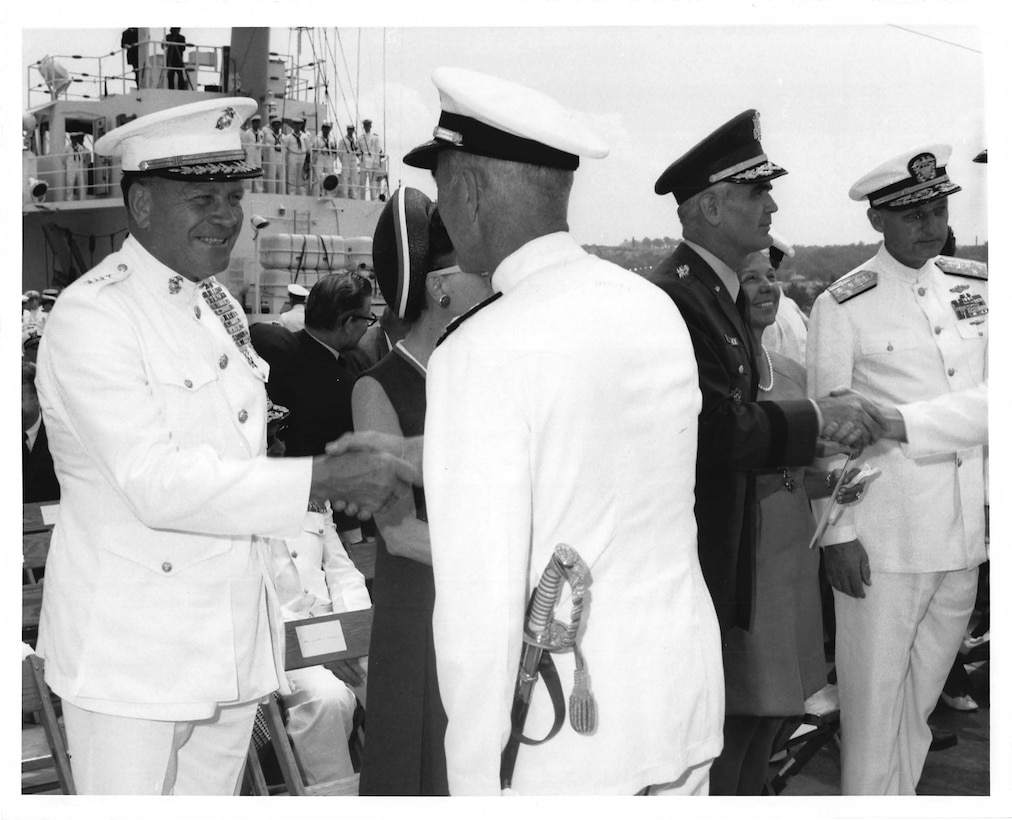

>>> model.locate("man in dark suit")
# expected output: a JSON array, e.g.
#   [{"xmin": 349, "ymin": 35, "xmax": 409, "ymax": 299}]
[
  {"xmin": 22, "ymin": 361, "xmax": 60, "ymax": 503},
  {"xmin": 251, "ymin": 272, "xmax": 376, "ymax": 537},
  {"xmin": 647, "ymin": 110, "xmax": 887, "ymax": 631},
  {"xmin": 646, "ymin": 109, "xmax": 888, "ymax": 795},
  {"xmin": 251, "ymin": 272, "xmax": 374, "ymax": 458}
]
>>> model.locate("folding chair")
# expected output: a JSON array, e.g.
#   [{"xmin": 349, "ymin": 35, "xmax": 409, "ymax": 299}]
[
  {"xmin": 247, "ymin": 608, "xmax": 372, "ymax": 796},
  {"xmin": 22, "ymin": 654, "xmax": 75, "ymax": 794},
  {"xmin": 765, "ymin": 683, "xmax": 840, "ymax": 794}
]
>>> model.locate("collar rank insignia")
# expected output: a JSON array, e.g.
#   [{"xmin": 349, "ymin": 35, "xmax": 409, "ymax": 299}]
[
  {"xmin": 724, "ymin": 334, "xmax": 740, "ymax": 346},
  {"xmin": 730, "ymin": 387, "xmax": 743, "ymax": 407},
  {"xmin": 827, "ymin": 269, "xmax": 877, "ymax": 304},
  {"xmin": 950, "ymin": 284, "xmax": 970, "ymax": 293},
  {"xmin": 168, "ymin": 275, "xmax": 183, "ymax": 295},
  {"xmin": 436, "ymin": 291, "xmax": 503, "ymax": 348},
  {"xmin": 676, "ymin": 265, "xmax": 690, "ymax": 278},
  {"xmin": 935, "ymin": 256, "xmax": 988, "ymax": 280}
]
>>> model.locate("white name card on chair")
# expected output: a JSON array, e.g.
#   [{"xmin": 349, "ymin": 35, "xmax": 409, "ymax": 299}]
[
  {"xmin": 40, "ymin": 504, "xmax": 60, "ymax": 526},
  {"xmin": 295, "ymin": 618, "xmax": 349, "ymax": 659}
]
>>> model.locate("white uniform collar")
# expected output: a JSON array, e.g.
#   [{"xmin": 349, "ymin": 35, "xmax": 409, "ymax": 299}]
[
  {"xmin": 492, "ymin": 231, "xmax": 585, "ymax": 294},
  {"xmin": 877, "ymin": 243, "xmax": 935, "ymax": 283},
  {"xmin": 682, "ymin": 239, "xmax": 741, "ymax": 301},
  {"xmin": 123, "ymin": 235, "xmax": 215, "ymax": 306}
]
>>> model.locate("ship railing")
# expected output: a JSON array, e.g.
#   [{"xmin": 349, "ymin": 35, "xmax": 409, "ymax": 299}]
[
  {"xmin": 26, "ymin": 38, "xmax": 226, "ymax": 107},
  {"xmin": 24, "ymin": 146, "xmax": 390, "ymax": 205},
  {"xmin": 23, "ymin": 147, "xmax": 119, "ymax": 205},
  {"xmin": 247, "ymin": 148, "xmax": 389, "ymax": 201}
]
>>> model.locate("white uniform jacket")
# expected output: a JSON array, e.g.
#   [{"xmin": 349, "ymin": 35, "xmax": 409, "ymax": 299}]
[
  {"xmin": 35, "ymin": 236, "xmax": 312, "ymax": 719},
  {"xmin": 807, "ymin": 246, "xmax": 987, "ymax": 572},
  {"xmin": 424, "ymin": 232, "xmax": 724, "ymax": 795},
  {"xmin": 269, "ymin": 509, "xmax": 372, "ymax": 620}
]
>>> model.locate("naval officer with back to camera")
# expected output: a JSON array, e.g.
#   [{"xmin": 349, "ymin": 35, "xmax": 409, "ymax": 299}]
[
  {"xmin": 34, "ymin": 97, "xmax": 416, "ymax": 795},
  {"xmin": 406, "ymin": 67, "xmax": 723, "ymax": 796}
]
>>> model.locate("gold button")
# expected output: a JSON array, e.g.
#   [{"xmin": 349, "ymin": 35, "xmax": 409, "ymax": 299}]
[
  {"xmin": 948, "ymin": 368, "xmax": 955, "ymax": 376},
  {"xmin": 117, "ymin": 264, "xmax": 128, "ymax": 271},
  {"xmin": 193, "ymin": 305, "xmax": 202, "ymax": 319},
  {"xmin": 184, "ymin": 379, "xmax": 193, "ymax": 388},
  {"xmin": 238, "ymin": 409, "xmax": 248, "ymax": 423},
  {"xmin": 219, "ymin": 354, "xmax": 229, "ymax": 369},
  {"xmin": 887, "ymin": 343, "xmax": 894, "ymax": 351},
  {"xmin": 318, "ymin": 529, "xmax": 324, "ymax": 535},
  {"xmin": 957, "ymin": 458, "xmax": 963, "ymax": 467},
  {"xmin": 934, "ymin": 326, "xmax": 942, "ymax": 335},
  {"xmin": 161, "ymin": 562, "xmax": 172, "ymax": 573},
  {"xmin": 918, "ymin": 287, "xmax": 926, "ymax": 296},
  {"xmin": 291, "ymin": 551, "xmax": 298, "ymax": 559},
  {"xmin": 738, "ymin": 365, "xmax": 744, "ymax": 374}
]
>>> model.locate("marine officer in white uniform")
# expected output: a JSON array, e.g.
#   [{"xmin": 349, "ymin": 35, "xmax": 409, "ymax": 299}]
[
  {"xmin": 34, "ymin": 97, "xmax": 416, "ymax": 796},
  {"xmin": 807, "ymin": 144, "xmax": 987, "ymax": 795},
  {"xmin": 405, "ymin": 67, "xmax": 723, "ymax": 796}
]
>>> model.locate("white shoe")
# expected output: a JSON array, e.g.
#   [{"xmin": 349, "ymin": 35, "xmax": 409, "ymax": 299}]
[{"xmin": 940, "ymin": 692, "xmax": 979, "ymax": 712}]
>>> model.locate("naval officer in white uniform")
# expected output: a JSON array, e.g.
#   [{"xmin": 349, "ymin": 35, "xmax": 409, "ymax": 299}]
[
  {"xmin": 807, "ymin": 144, "xmax": 987, "ymax": 794},
  {"xmin": 34, "ymin": 97, "xmax": 416, "ymax": 795},
  {"xmin": 405, "ymin": 67, "xmax": 723, "ymax": 796}
]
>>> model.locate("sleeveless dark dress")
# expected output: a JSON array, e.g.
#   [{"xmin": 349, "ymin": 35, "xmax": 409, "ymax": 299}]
[{"xmin": 358, "ymin": 348, "xmax": 449, "ymax": 795}]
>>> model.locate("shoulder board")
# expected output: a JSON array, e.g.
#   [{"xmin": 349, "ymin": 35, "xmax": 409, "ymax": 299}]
[
  {"xmin": 827, "ymin": 269, "xmax": 877, "ymax": 303},
  {"xmin": 935, "ymin": 256, "xmax": 988, "ymax": 280},
  {"xmin": 82, "ymin": 260, "xmax": 132, "ymax": 287},
  {"xmin": 436, "ymin": 291, "xmax": 503, "ymax": 348}
]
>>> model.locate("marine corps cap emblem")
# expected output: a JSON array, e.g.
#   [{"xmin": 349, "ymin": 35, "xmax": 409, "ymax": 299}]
[
  {"xmin": 677, "ymin": 265, "xmax": 690, "ymax": 278},
  {"xmin": 216, "ymin": 107, "xmax": 237, "ymax": 131},
  {"xmin": 168, "ymin": 275, "xmax": 183, "ymax": 294},
  {"xmin": 908, "ymin": 152, "xmax": 937, "ymax": 183},
  {"xmin": 752, "ymin": 112, "xmax": 761, "ymax": 141}
]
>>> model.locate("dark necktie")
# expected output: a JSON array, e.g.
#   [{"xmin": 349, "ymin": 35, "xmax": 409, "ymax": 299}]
[
  {"xmin": 199, "ymin": 280, "xmax": 257, "ymax": 368},
  {"xmin": 734, "ymin": 286, "xmax": 748, "ymax": 322}
]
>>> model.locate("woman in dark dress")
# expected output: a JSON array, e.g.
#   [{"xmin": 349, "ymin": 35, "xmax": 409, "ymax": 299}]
[
  {"xmin": 354, "ymin": 187, "xmax": 492, "ymax": 795},
  {"xmin": 710, "ymin": 249, "xmax": 869, "ymax": 795}
]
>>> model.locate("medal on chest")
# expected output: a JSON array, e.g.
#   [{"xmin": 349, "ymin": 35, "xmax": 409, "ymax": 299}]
[{"xmin": 950, "ymin": 291, "xmax": 988, "ymax": 321}]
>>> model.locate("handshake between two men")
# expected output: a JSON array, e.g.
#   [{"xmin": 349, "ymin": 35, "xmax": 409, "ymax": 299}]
[
  {"xmin": 301, "ymin": 388, "xmax": 904, "ymax": 519},
  {"xmin": 812, "ymin": 386, "xmax": 906, "ymax": 452},
  {"xmin": 308, "ymin": 431, "xmax": 424, "ymax": 519}
]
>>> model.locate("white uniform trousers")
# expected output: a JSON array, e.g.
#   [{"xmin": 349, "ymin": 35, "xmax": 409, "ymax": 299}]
[
  {"xmin": 263, "ymin": 151, "xmax": 284, "ymax": 194},
  {"xmin": 644, "ymin": 758, "xmax": 713, "ymax": 795},
  {"xmin": 285, "ymin": 153, "xmax": 308, "ymax": 195},
  {"xmin": 282, "ymin": 666, "xmax": 359, "ymax": 788},
  {"xmin": 834, "ymin": 567, "xmax": 977, "ymax": 794},
  {"xmin": 62, "ymin": 698, "xmax": 260, "ymax": 795}
]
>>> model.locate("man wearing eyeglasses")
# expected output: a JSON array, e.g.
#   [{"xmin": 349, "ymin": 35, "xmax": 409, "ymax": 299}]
[{"xmin": 251, "ymin": 271, "xmax": 377, "ymax": 541}]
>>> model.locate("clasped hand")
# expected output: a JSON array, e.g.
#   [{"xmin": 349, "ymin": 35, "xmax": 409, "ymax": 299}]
[
  {"xmin": 815, "ymin": 388, "xmax": 889, "ymax": 449},
  {"xmin": 309, "ymin": 433, "xmax": 421, "ymax": 520}
]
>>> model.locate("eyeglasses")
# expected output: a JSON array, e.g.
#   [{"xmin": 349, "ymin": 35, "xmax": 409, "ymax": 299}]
[{"xmin": 346, "ymin": 312, "xmax": 378, "ymax": 326}]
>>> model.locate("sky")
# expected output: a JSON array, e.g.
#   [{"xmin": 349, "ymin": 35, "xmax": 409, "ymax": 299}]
[{"xmin": 18, "ymin": 5, "xmax": 998, "ymax": 251}]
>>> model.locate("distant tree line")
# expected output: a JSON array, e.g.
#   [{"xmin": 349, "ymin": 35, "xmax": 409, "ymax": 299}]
[{"xmin": 586, "ymin": 240, "xmax": 988, "ymax": 315}]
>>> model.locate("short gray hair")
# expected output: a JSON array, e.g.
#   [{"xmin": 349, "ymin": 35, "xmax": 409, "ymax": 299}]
[
  {"xmin": 676, "ymin": 181, "xmax": 733, "ymax": 228},
  {"xmin": 441, "ymin": 151, "xmax": 574, "ymax": 218}
]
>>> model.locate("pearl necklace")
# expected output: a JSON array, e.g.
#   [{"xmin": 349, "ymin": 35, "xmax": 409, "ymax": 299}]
[{"xmin": 758, "ymin": 345, "xmax": 774, "ymax": 393}]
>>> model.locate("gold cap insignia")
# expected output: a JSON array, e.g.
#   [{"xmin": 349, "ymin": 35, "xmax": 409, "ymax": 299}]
[
  {"xmin": 216, "ymin": 107, "xmax": 237, "ymax": 131},
  {"xmin": 908, "ymin": 153, "xmax": 937, "ymax": 183}
]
